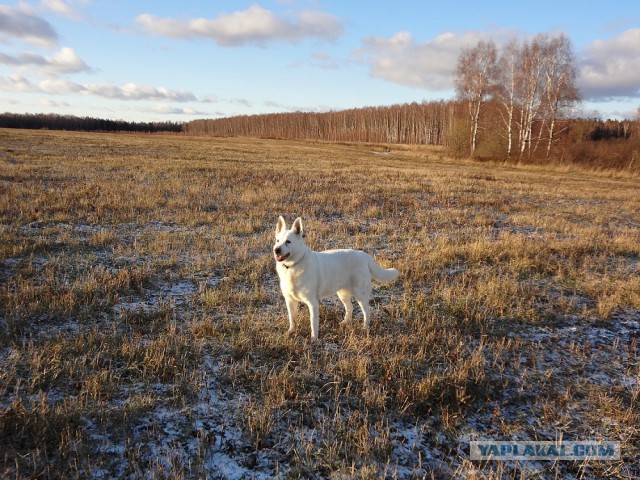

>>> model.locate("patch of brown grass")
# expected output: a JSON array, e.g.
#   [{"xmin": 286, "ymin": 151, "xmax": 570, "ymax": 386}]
[{"xmin": 1, "ymin": 129, "xmax": 638, "ymax": 478}]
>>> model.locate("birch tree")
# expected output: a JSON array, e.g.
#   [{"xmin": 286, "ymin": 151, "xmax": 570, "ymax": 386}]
[
  {"xmin": 514, "ymin": 35, "xmax": 547, "ymax": 160},
  {"xmin": 540, "ymin": 33, "xmax": 580, "ymax": 157},
  {"xmin": 455, "ymin": 40, "xmax": 498, "ymax": 156},
  {"xmin": 496, "ymin": 39, "xmax": 519, "ymax": 158},
  {"xmin": 511, "ymin": 33, "xmax": 581, "ymax": 160}
]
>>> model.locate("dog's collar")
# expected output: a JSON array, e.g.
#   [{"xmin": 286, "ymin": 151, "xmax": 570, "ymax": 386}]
[{"xmin": 283, "ymin": 251, "xmax": 305, "ymax": 270}]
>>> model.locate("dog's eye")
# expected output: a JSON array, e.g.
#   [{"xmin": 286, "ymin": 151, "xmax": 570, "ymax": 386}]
[{"xmin": 285, "ymin": 240, "xmax": 291, "ymax": 244}]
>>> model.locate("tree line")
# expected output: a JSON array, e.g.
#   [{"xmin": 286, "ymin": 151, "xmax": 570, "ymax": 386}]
[
  {"xmin": 2, "ymin": 108, "xmax": 637, "ymax": 171},
  {"xmin": 185, "ymin": 102, "xmax": 455, "ymax": 145},
  {"xmin": 0, "ymin": 112, "xmax": 183, "ymax": 133},
  {"xmin": 184, "ymin": 102, "xmax": 639, "ymax": 171}
]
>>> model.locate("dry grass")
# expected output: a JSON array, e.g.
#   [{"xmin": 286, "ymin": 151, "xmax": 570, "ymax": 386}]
[{"xmin": 1, "ymin": 129, "xmax": 638, "ymax": 478}]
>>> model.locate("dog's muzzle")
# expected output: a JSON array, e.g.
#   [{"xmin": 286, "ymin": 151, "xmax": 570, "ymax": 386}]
[{"xmin": 274, "ymin": 247, "xmax": 290, "ymax": 262}]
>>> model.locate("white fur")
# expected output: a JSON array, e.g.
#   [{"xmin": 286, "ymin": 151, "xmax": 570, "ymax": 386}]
[{"xmin": 273, "ymin": 216, "xmax": 399, "ymax": 341}]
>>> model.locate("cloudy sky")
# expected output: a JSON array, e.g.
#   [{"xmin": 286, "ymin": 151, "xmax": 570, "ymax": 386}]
[{"xmin": 1, "ymin": 0, "xmax": 639, "ymax": 122}]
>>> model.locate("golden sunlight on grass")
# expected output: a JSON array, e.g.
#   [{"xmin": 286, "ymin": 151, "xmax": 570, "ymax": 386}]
[{"xmin": 1, "ymin": 129, "xmax": 638, "ymax": 478}]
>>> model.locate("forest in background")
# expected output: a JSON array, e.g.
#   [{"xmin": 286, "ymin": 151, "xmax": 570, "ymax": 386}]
[
  {"xmin": 184, "ymin": 103, "xmax": 639, "ymax": 171},
  {"xmin": 3, "ymin": 108, "xmax": 638, "ymax": 172},
  {"xmin": 0, "ymin": 112, "xmax": 183, "ymax": 134}
]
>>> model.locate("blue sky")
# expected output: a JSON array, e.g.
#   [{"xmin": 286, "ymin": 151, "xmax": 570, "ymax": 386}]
[{"xmin": 1, "ymin": 0, "xmax": 639, "ymax": 122}]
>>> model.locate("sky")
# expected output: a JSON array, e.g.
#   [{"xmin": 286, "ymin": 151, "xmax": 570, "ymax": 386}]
[{"xmin": 1, "ymin": 0, "xmax": 639, "ymax": 123}]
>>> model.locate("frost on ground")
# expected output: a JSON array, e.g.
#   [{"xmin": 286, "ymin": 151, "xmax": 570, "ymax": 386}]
[
  {"xmin": 1, "ymin": 217, "xmax": 638, "ymax": 479},
  {"xmin": 70, "ymin": 309, "xmax": 639, "ymax": 479},
  {"xmin": 82, "ymin": 355, "xmax": 277, "ymax": 480},
  {"xmin": 2, "ymin": 132, "xmax": 639, "ymax": 479}
]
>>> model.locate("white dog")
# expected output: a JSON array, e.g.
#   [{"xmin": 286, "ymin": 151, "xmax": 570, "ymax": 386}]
[{"xmin": 273, "ymin": 216, "xmax": 399, "ymax": 341}]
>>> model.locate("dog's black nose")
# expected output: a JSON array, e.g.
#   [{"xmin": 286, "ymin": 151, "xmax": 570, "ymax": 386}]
[{"xmin": 274, "ymin": 247, "xmax": 281, "ymax": 254}]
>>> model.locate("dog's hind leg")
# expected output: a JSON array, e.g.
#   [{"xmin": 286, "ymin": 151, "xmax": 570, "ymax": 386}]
[
  {"xmin": 337, "ymin": 289, "xmax": 353, "ymax": 325},
  {"xmin": 353, "ymin": 284, "xmax": 372, "ymax": 330},
  {"xmin": 357, "ymin": 297, "xmax": 371, "ymax": 330},
  {"xmin": 353, "ymin": 279, "xmax": 373, "ymax": 330}
]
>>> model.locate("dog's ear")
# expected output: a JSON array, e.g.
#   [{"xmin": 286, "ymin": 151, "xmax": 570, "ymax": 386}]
[
  {"xmin": 292, "ymin": 217, "xmax": 303, "ymax": 236},
  {"xmin": 276, "ymin": 216, "xmax": 287, "ymax": 236}
]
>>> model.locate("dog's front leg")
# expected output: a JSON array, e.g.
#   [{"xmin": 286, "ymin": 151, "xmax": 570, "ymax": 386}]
[
  {"xmin": 305, "ymin": 299, "xmax": 320, "ymax": 341},
  {"xmin": 285, "ymin": 296, "xmax": 299, "ymax": 335}
]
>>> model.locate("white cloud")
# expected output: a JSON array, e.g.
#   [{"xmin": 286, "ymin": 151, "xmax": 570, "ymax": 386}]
[
  {"xmin": 143, "ymin": 104, "xmax": 208, "ymax": 116},
  {"xmin": 0, "ymin": 73, "xmax": 198, "ymax": 103},
  {"xmin": 578, "ymin": 28, "xmax": 640, "ymax": 100},
  {"xmin": 200, "ymin": 95, "xmax": 219, "ymax": 104},
  {"xmin": 0, "ymin": 73, "xmax": 38, "ymax": 92},
  {"xmin": 84, "ymin": 82, "xmax": 198, "ymax": 102},
  {"xmin": 40, "ymin": 0, "xmax": 87, "ymax": 21},
  {"xmin": 227, "ymin": 97, "xmax": 253, "ymax": 107},
  {"xmin": 263, "ymin": 99, "xmax": 327, "ymax": 113},
  {"xmin": 0, "ymin": 4, "xmax": 58, "ymax": 47},
  {"xmin": 39, "ymin": 76, "xmax": 84, "ymax": 93},
  {"xmin": 40, "ymin": 97, "xmax": 71, "ymax": 107},
  {"xmin": 355, "ymin": 30, "xmax": 516, "ymax": 91},
  {"xmin": 135, "ymin": 4, "xmax": 343, "ymax": 46},
  {"xmin": 0, "ymin": 47, "xmax": 92, "ymax": 73},
  {"xmin": 48, "ymin": 47, "xmax": 92, "ymax": 73}
]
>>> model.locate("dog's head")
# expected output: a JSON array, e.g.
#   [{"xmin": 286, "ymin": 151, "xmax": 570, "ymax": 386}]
[{"xmin": 273, "ymin": 216, "xmax": 305, "ymax": 264}]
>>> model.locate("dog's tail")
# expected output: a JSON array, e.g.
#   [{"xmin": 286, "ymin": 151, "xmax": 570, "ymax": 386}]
[{"xmin": 367, "ymin": 256, "xmax": 399, "ymax": 283}]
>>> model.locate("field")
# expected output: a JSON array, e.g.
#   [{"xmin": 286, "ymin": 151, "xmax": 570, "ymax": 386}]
[{"xmin": 1, "ymin": 129, "xmax": 638, "ymax": 479}]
